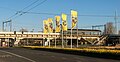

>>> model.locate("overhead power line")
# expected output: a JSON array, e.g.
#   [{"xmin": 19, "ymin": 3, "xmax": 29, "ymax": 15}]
[
  {"xmin": 11, "ymin": 0, "xmax": 47, "ymax": 19},
  {"xmin": 78, "ymin": 15, "xmax": 120, "ymax": 17},
  {"xmin": 23, "ymin": 11, "xmax": 120, "ymax": 18},
  {"xmin": 20, "ymin": 0, "xmax": 47, "ymax": 15},
  {"xmin": 25, "ymin": 12, "xmax": 60, "ymax": 15},
  {"xmin": 0, "ymin": 6, "xmax": 18, "ymax": 20},
  {"xmin": 26, "ymin": 0, "xmax": 47, "ymax": 12},
  {"xmin": 3, "ymin": 0, "xmax": 42, "ymax": 31},
  {"xmin": 20, "ymin": 0, "xmax": 39, "ymax": 11},
  {"xmin": 6, "ymin": 0, "xmax": 40, "ymax": 20},
  {"xmin": 2, "ymin": 6, "xmax": 119, "ymax": 18}
]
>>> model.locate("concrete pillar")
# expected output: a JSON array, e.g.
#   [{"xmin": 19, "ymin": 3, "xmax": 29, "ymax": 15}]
[
  {"xmin": 119, "ymin": 37, "xmax": 120, "ymax": 44},
  {"xmin": 0, "ymin": 39, "xmax": 1, "ymax": 47},
  {"xmin": 85, "ymin": 42, "xmax": 87, "ymax": 45},
  {"xmin": 81, "ymin": 42, "xmax": 83, "ymax": 45},
  {"xmin": 14, "ymin": 38, "xmax": 20, "ymax": 46},
  {"xmin": 5, "ymin": 38, "xmax": 9, "ymax": 47}
]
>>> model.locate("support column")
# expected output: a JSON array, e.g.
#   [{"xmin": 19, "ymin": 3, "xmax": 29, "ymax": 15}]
[{"xmin": 0, "ymin": 39, "xmax": 1, "ymax": 47}]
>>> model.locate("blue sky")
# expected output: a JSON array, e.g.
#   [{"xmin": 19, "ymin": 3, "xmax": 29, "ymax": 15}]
[{"xmin": 0, "ymin": 0, "xmax": 120, "ymax": 32}]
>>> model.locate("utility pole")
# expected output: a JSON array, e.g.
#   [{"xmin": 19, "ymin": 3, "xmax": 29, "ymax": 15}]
[
  {"xmin": 2, "ymin": 20, "xmax": 12, "ymax": 32},
  {"xmin": 10, "ymin": 20, "xmax": 12, "ymax": 32},
  {"xmin": 114, "ymin": 11, "xmax": 117, "ymax": 34},
  {"xmin": 2, "ymin": 22, "xmax": 4, "ymax": 31}
]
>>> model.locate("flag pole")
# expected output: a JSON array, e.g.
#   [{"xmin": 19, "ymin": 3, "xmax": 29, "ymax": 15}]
[
  {"xmin": 48, "ymin": 24, "xmax": 50, "ymax": 47},
  {"xmin": 77, "ymin": 19, "xmax": 78, "ymax": 47},
  {"xmin": 55, "ymin": 18, "xmax": 56, "ymax": 48},
  {"xmin": 43, "ymin": 21, "xmax": 44, "ymax": 47},
  {"xmin": 71, "ymin": 26, "xmax": 72, "ymax": 48},
  {"xmin": 48, "ymin": 19, "xmax": 50, "ymax": 47},
  {"xmin": 77, "ymin": 13, "xmax": 78, "ymax": 47},
  {"xmin": 66, "ymin": 31, "xmax": 67, "ymax": 47},
  {"xmin": 49, "ymin": 32, "xmax": 50, "ymax": 47},
  {"xmin": 55, "ymin": 31, "xmax": 56, "ymax": 48},
  {"xmin": 71, "ymin": 10, "xmax": 73, "ymax": 49},
  {"xmin": 71, "ymin": 11, "xmax": 72, "ymax": 48},
  {"xmin": 62, "ymin": 24, "xmax": 64, "ymax": 48}
]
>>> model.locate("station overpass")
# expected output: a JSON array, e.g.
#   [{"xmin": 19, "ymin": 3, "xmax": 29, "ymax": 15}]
[
  {"xmin": 0, "ymin": 32, "xmax": 100, "ymax": 47},
  {"xmin": 0, "ymin": 32, "xmax": 100, "ymax": 38}
]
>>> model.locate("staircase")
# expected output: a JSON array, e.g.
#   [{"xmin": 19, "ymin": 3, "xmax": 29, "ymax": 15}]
[{"xmin": 92, "ymin": 35, "xmax": 108, "ymax": 45}]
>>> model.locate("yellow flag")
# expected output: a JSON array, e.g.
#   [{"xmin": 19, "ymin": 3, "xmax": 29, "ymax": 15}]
[
  {"xmin": 62, "ymin": 13, "xmax": 67, "ymax": 31},
  {"xmin": 55, "ymin": 16, "xmax": 60, "ymax": 32},
  {"xmin": 71, "ymin": 10, "xmax": 78, "ymax": 29},
  {"xmin": 43, "ymin": 20, "xmax": 48, "ymax": 33},
  {"xmin": 48, "ymin": 18, "xmax": 53, "ymax": 33}
]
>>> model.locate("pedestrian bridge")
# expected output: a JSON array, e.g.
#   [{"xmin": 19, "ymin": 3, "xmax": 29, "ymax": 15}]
[
  {"xmin": 0, "ymin": 32, "xmax": 100, "ymax": 39},
  {"xmin": 0, "ymin": 32, "xmax": 100, "ymax": 47}
]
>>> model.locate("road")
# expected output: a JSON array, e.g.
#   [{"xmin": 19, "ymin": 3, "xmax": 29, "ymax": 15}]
[{"xmin": 0, "ymin": 47, "xmax": 119, "ymax": 62}]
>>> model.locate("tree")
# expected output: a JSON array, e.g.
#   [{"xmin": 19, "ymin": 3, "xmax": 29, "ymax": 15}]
[{"xmin": 104, "ymin": 22, "xmax": 114, "ymax": 34}]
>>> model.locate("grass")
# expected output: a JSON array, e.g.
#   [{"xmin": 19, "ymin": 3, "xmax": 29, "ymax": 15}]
[{"xmin": 22, "ymin": 46, "xmax": 120, "ymax": 60}]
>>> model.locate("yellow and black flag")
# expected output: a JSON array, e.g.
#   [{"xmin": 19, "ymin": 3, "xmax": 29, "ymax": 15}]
[
  {"xmin": 55, "ymin": 16, "xmax": 60, "ymax": 32},
  {"xmin": 62, "ymin": 13, "xmax": 67, "ymax": 31},
  {"xmin": 48, "ymin": 18, "xmax": 53, "ymax": 33},
  {"xmin": 43, "ymin": 20, "xmax": 48, "ymax": 33},
  {"xmin": 71, "ymin": 10, "xmax": 78, "ymax": 29}
]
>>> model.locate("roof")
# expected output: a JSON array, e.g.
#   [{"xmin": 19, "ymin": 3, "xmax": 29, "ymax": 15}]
[
  {"xmin": 67, "ymin": 29, "xmax": 101, "ymax": 32},
  {"xmin": 107, "ymin": 34, "xmax": 120, "ymax": 37}
]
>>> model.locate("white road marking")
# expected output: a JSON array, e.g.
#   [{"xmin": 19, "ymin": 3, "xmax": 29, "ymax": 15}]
[{"xmin": 0, "ymin": 50, "xmax": 36, "ymax": 62}]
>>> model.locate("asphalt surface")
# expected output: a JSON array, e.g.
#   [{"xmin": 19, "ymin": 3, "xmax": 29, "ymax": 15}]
[{"xmin": 0, "ymin": 47, "xmax": 119, "ymax": 62}]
